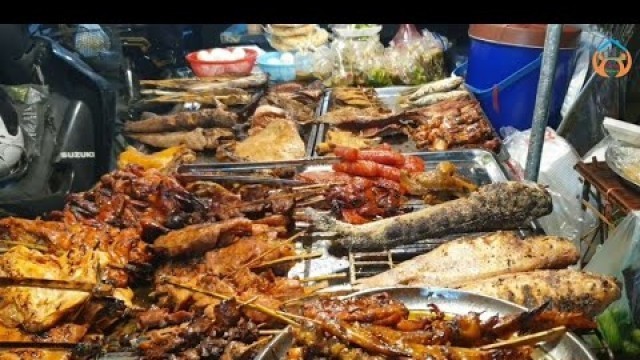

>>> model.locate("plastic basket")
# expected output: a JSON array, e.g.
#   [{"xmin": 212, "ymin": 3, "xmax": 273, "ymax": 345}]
[{"xmin": 256, "ymin": 52, "xmax": 296, "ymax": 82}]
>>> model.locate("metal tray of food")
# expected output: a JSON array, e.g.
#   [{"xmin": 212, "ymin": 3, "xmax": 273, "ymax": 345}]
[
  {"xmin": 605, "ymin": 142, "xmax": 640, "ymax": 192},
  {"xmin": 127, "ymin": 85, "xmax": 323, "ymax": 163},
  {"xmin": 287, "ymin": 149, "xmax": 512, "ymax": 290},
  {"xmin": 313, "ymin": 86, "xmax": 503, "ymax": 157},
  {"xmin": 255, "ymin": 287, "xmax": 598, "ymax": 360}
]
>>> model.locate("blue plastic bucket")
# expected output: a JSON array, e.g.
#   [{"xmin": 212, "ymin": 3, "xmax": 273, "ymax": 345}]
[{"xmin": 458, "ymin": 25, "xmax": 580, "ymax": 132}]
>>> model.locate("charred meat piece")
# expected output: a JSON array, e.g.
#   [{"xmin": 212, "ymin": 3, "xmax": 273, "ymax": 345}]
[
  {"xmin": 127, "ymin": 127, "xmax": 234, "ymax": 151},
  {"xmin": 153, "ymin": 218, "xmax": 253, "ymax": 257},
  {"xmin": 302, "ymin": 293, "xmax": 409, "ymax": 326},
  {"xmin": 124, "ymin": 108, "xmax": 237, "ymax": 133}
]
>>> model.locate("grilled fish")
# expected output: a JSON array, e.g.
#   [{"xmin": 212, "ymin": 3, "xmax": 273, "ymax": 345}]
[
  {"xmin": 127, "ymin": 128, "xmax": 234, "ymax": 151},
  {"xmin": 356, "ymin": 231, "xmax": 579, "ymax": 289},
  {"xmin": 457, "ymin": 269, "xmax": 621, "ymax": 317},
  {"xmin": 125, "ymin": 108, "xmax": 237, "ymax": 133},
  {"xmin": 403, "ymin": 76, "xmax": 465, "ymax": 101},
  {"xmin": 306, "ymin": 182, "xmax": 552, "ymax": 250}
]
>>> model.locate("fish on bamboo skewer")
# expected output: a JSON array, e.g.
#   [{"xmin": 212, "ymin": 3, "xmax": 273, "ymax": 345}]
[
  {"xmin": 124, "ymin": 107, "xmax": 238, "ymax": 133},
  {"xmin": 355, "ymin": 231, "xmax": 580, "ymax": 289},
  {"xmin": 139, "ymin": 73, "xmax": 268, "ymax": 91},
  {"xmin": 305, "ymin": 181, "xmax": 552, "ymax": 250},
  {"xmin": 126, "ymin": 127, "xmax": 235, "ymax": 151}
]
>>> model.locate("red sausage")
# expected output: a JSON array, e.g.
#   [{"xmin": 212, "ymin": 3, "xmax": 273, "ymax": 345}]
[{"xmin": 402, "ymin": 155, "xmax": 426, "ymax": 173}]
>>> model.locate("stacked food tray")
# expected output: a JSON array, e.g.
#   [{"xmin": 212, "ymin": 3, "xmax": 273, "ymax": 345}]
[{"xmin": 311, "ymin": 84, "xmax": 505, "ymax": 158}]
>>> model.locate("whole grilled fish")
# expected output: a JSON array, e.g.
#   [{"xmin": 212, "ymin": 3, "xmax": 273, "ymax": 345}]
[
  {"xmin": 305, "ymin": 181, "xmax": 552, "ymax": 250},
  {"xmin": 405, "ymin": 76, "xmax": 465, "ymax": 101},
  {"xmin": 127, "ymin": 128, "xmax": 234, "ymax": 151},
  {"xmin": 356, "ymin": 231, "xmax": 579, "ymax": 289},
  {"xmin": 456, "ymin": 269, "xmax": 621, "ymax": 317},
  {"xmin": 125, "ymin": 108, "xmax": 237, "ymax": 133}
]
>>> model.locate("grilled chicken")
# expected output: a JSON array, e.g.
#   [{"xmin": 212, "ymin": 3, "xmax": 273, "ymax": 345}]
[
  {"xmin": 0, "ymin": 246, "xmax": 98, "ymax": 332},
  {"xmin": 124, "ymin": 108, "xmax": 237, "ymax": 133},
  {"xmin": 233, "ymin": 118, "xmax": 306, "ymax": 161},
  {"xmin": 356, "ymin": 231, "xmax": 579, "ymax": 289},
  {"xmin": 456, "ymin": 269, "xmax": 621, "ymax": 317}
]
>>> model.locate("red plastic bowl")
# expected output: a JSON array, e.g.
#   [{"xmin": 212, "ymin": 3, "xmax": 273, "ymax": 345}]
[{"xmin": 186, "ymin": 48, "xmax": 258, "ymax": 77}]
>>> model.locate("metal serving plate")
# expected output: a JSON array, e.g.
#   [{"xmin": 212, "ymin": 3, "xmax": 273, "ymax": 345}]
[
  {"xmin": 287, "ymin": 149, "xmax": 512, "ymax": 290},
  {"xmin": 254, "ymin": 287, "xmax": 598, "ymax": 360},
  {"xmin": 605, "ymin": 142, "xmax": 640, "ymax": 192},
  {"xmin": 313, "ymin": 86, "xmax": 502, "ymax": 157}
]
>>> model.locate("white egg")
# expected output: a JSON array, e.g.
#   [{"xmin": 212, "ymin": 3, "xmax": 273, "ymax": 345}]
[
  {"xmin": 266, "ymin": 57, "xmax": 281, "ymax": 65},
  {"xmin": 230, "ymin": 47, "xmax": 246, "ymax": 60},
  {"xmin": 197, "ymin": 50, "xmax": 211, "ymax": 61},
  {"xmin": 280, "ymin": 52, "xmax": 295, "ymax": 64},
  {"xmin": 210, "ymin": 48, "xmax": 231, "ymax": 61}
]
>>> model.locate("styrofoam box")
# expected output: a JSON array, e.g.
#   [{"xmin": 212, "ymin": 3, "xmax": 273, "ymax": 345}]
[{"xmin": 603, "ymin": 117, "xmax": 640, "ymax": 147}]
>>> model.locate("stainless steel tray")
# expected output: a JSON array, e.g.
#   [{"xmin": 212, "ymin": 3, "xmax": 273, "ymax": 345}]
[
  {"xmin": 288, "ymin": 149, "xmax": 513, "ymax": 291},
  {"xmin": 605, "ymin": 143, "xmax": 640, "ymax": 192},
  {"xmin": 313, "ymin": 86, "xmax": 503, "ymax": 157},
  {"xmin": 255, "ymin": 287, "xmax": 598, "ymax": 360}
]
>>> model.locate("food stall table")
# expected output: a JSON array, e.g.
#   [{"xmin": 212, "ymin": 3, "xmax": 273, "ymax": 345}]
[{"xmin": 575, "ymin": 159, "xmax": 640, "ymax": 266}]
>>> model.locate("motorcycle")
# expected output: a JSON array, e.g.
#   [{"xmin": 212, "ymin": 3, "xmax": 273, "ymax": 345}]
[{"xmin": 0, "ymin": 24, "xmax": 115, "ymax": 217}]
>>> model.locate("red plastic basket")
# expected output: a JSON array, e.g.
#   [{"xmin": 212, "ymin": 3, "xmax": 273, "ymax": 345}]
[{"xmin": 186, "ymin": 48, "xmax": 258, "ymax": 77}]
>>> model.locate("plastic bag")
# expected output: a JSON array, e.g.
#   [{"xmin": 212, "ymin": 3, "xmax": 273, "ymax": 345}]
[
  {"xmin": 586, "ymin": 212, "xmax": 640, "ymax": 357},
  {"xmin": 502, "ymin": 126, "xmax": 597, "ymax": 243},
  {"xmin": 1, "ymin": 84, "xmax": 50, "ymax": 158}
]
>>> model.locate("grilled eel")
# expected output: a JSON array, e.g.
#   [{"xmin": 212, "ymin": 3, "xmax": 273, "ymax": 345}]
[
  {"xmin": 456, "ymin": 269, "xmax": 621, "ymax": 317},
  {"xmin": 305, "ymin": 181, "xmax": 552, "ymax": 250},
  {"xmin": 355, "ymin": 231, "xmax": 579, "ymax": 289},
  {"xmin": 124, "ymin": 108, "xmax": 237, "ymax": 133}
]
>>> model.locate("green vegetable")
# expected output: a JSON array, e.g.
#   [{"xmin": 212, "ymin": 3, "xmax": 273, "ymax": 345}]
[
  {"xmin": 623, "ymin": 340, "xmax": 640, "ymax": 356},
  {"xmin": 367, "ymin": 68, "xmax": 393, "ymax": 87},
  {"xmin": 631, "ymin": 329, "xmax": 640, "ymax": 344},
  {"xmin": 598, "ymin": 309, "xmax": 624, "ymax": 352},
  {"xmin": 354, "ymin": 24, "xmax": 374, "ymax": 29}
]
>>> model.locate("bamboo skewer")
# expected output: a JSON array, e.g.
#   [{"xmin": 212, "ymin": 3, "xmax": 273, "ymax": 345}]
[
  {"xmin": 299, "ymin": 272, "xmax": 348, "ymax": 283},
  {"xmin": 163, "ymin": 278, "xmax": 301, "ymax": 327},
  {"xmin": 252, "ymin": 251, "xmax": 323, "ymax": 270},
  {"xmin": 479, "ymin": 326, "xmax": 567, "ymax": 350},
  {"xmin": 0, "ymin": 240, "xmax": 49, "ymax": 252}
]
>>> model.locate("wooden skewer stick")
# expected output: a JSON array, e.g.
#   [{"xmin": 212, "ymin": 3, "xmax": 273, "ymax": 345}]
[
  {"xmin": 258, "ymin": 329, "xmax": 285, "ymax": 336},
  {"xmin": 0, "ymin": 240, "xmax": 49, "ymax": 252},
  {"xmin": 479, "ymin": 326, "xmax": 567, "ymax": 350},
  {"xmin": 252, "ymin": 251, "xmax": 323, "ymax": 270},
  {"xmin": 299, "ymin": 272, "xmax": 348, "ymax": 283},
  {"xmin": 163, "ymin": 278, "xmax": 301, "ymax": 327}
]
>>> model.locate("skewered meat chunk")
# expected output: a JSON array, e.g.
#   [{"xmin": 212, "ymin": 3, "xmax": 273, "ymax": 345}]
[
  {"xmin": 302, "ymin": 293, "xmax": 409, "ymax": 326},
  {"xmin": 153, "ymin": 218, "xmax": 254, "ymax": 257}
]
